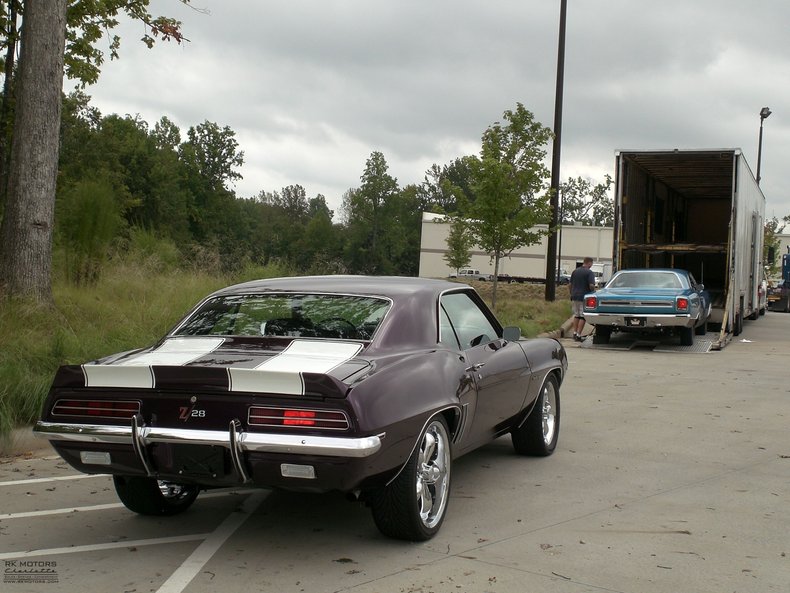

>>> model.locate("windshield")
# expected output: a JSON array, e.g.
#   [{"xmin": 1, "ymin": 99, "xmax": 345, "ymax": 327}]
[
  {"xmin": 174, "ymin": 293, "xmax": 390, "ymax": 340},
  {"xmin": 607, "ymin": 271, "xmax": 685, "ymax": 289}
]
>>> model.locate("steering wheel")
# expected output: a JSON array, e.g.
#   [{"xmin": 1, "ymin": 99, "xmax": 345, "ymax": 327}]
[{"xmin": 315, "ymin": 317, "xmax": 357, "ymax": 337}]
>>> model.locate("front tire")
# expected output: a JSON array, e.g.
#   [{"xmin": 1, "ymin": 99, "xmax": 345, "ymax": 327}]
[
  {"xmin": 512, "ymin": 374, "xmax": 560, "ymax": 456},
  {"xmin": 371, "ymin": 417, "xmax": 452, "ymax": 541},
  {"xmin": 113, "ymin": 476, "xmax": 199, "ymax": 516}
]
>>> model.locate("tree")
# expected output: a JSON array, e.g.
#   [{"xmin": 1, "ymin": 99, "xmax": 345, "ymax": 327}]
[
  {"xmin": 443, "ymin": 217, "xmax": 473, "ymax": 274},
  {"xmin": 559, "ymin": 175, "xmax": 613, "ymax": 226},
  {"xmin": 419, "ymin": 157, "xmax": 477, "ymax": 214},
  {"xmin": 0, "ymin": 0, "xmax": 190, "ymax": 302},
  {"xmin": 463, "ymin": 103, "xmax": 553, "ymax": 309},
  {"xmin": 341, "ymin": 152, "xmax": 400, "ymax": 274},
  {"xmin": 0, "ymin": 0, "xmax": 67, "ymax": 301}
]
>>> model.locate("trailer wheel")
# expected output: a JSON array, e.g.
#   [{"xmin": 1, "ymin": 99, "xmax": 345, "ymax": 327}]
[
  {"xmin": 592, "ymin": 326, "xmax": 611, "ymax": 344},
  {"xmin": 733, "ymin": 313, "xmax": 743, "ymax": 336}
]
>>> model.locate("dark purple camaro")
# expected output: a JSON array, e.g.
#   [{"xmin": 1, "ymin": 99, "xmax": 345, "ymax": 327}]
[{"xmin": 34, "ymin": 276, "xmax": 568, "ymax": 540}]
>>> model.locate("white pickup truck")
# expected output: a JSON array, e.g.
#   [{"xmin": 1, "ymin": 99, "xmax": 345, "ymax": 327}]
[{"xmin": 450, "ymin": 268, "xmax": 491, "ymax": 281}]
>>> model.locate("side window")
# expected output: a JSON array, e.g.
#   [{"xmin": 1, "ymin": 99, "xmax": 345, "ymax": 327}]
[
  {"xmin": 440, "ymin": 292, "xmax": 499, "ymax": 349},
  {"xmin": 438, "ymin": 305, "xmax": 461, "ymax": 349}
]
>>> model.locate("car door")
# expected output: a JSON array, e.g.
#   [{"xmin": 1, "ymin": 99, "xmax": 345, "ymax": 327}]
[{"xmin": 440, "ymin": 292, "xmax": 531, "ymax": 451}]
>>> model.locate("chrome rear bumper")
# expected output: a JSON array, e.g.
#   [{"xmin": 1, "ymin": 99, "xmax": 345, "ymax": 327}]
[{"xmin": 34, "ymin": 418, "xmax": 383, "ymax": 483}]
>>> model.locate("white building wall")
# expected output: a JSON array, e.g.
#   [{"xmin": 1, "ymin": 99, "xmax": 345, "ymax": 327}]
[{"xmin": 419, "ymin": 212, "xmax": 614, "ymax": 279}]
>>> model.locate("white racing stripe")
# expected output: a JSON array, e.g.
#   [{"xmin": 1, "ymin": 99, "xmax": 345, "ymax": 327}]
[
  {"xmin": 228, "ymin": 340, "xmax": 362, "ymax": 394},
  {"xmin": 82, "ymin": 337, "xmax": 225, "ymax": 388},
  {"xmin": 79, "ymin": 338, "xmax": 361, "ymax": 394}
]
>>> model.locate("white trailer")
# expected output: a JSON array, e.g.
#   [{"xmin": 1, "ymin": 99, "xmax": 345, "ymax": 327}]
[{"xmin": 613, "ymin": 149, "xmax": 765, "ymax": 349}]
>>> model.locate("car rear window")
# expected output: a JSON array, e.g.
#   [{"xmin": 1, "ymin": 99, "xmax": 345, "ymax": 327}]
[
  {"xmin": 608, "ymin": 272, "xmax": 683, "ymax": 289},
  {"xmin": 174, "ymin": 293, "xmax": 391, "ymax": 340}
]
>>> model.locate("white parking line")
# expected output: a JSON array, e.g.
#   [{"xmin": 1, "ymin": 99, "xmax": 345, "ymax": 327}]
[
  {"xmin": 0, "ymin": 489, "xmax": 257, "ymax": 520},
  {"xmin": 0, "ymin": 474, "xmax": 107, "ymax": 487},
  {"xmin": 0, "ymin": 502, "xmax": 123, "ymax": 520},
  {"xmin": 0, "ymin": 534, "xmax": 211, "ymax": 560},
  {"xmin": 156, "ymin": 491, "xmax": 267, "ymax": 593}
]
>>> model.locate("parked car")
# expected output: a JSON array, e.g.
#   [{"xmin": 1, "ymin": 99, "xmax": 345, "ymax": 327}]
[
  {"xmin": 34, "ymin": 276, "xmax": 567, "ymax": 541},
  {"xmin": 450, "ymin": 268, "xmax": 491, "ymax": 281},
  {"xmin": 768, "ymin": 279, "xmax": 790, "ymax": 312},
  {"xmin": 582, "ymin": 268, "xmax": 711, "ymax": 346}
]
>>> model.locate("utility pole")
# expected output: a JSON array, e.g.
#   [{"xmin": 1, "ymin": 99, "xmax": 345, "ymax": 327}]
[{"xmin": 544, "ymin": 0, "xmax": 567, "ymax": 301}]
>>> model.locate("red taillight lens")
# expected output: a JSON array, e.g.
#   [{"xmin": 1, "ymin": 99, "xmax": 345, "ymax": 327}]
[
  {"xmin": 584, "ymin": 296, "xmax": 597, "ymax": 309},
  {"xmin": 53, "ymin": 399, "xmax": 140, "ymax": 419},
  {"xmin": 676, "ymin": 297, "xmax": 689, "ymax": 311},
  {"xmin": 248, "ymin": 406, "xmax": 349, "ymax": 430}
]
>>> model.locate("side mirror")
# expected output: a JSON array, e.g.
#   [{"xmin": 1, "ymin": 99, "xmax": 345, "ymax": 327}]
[{"xmin": 503, "ymin": 326, "xmax": 521, "ymax": 342}]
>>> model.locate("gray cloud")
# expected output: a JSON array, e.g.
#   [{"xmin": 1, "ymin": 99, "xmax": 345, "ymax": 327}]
[{"xmin": 84, "ymin": 0, "xmax": 790, "ymax": 220}]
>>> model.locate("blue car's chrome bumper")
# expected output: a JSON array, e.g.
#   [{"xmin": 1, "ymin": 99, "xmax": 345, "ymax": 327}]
[{"xmin": 583, "ymin": 312, "xmax": 697, "ymax": 329}]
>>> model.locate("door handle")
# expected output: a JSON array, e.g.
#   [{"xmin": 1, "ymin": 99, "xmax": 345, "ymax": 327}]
[{"xmin": 465, "ymin": 362, "xmax": 485, "ymax": 372}]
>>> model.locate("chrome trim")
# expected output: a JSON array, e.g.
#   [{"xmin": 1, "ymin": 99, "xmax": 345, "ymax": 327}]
[
  {"xmin": 229, "ymin": 420, "xmax": 250, "ymax": 483},
  {"xmin": 33, "ymin": 421, "xmax": 383, "ymax": 459},
  {"xmin": 583, "ymin": 312, "xmax": 696, "ymax": 329},
  {"xmin": 131, "ymin": 414, "xmax": 154, "ymax": 476}
]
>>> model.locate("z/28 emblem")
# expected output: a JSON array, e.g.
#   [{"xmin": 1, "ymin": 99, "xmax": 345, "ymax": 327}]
[
  {"xmin": 179, "ymin": 407, "xmax": 207, "ymax": 421},
  {"xmin": 179, "ymin": 397, "xmax": 205, "ymax": 421}
]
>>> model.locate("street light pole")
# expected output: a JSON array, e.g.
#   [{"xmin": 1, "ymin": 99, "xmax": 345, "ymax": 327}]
[
  {"xmin": 545, "ymin": 0, "xmax": 567, "ymax": 301},
  {"xmin": 756, "ymin": 106, "xmax": 771, "ymax": 186}
]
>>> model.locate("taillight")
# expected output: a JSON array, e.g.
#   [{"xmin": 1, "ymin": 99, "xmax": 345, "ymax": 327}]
[
  {"xmin": 53, "ymin": 399, "xmax": 140, "ymax": 419},
  {"xmin": 584, "ymin": 296, "xmax": 598, "ymax": 309},
  {"xmin": 248, "ymin": 406, "xmax": 350, "ymax": 430},
  {"xmin": 676, "ymin": 297, "xmax": 690, "ymax": 311}
]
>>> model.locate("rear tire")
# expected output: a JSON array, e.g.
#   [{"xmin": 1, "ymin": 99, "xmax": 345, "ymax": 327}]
[
  {"xmin": 695, "ymin": 320, "xmax": 707, "ymax": 335},
  {"xmin": 512, "ymin": 375, "xmax": 560, "ymax": 456},
  {"xmin": 113, "ymin": 476, "xmax": 199, "ymax": 516},
  {"xmin": 680, "ymin": 326, "xmax": 694, "ymax": 346},
  {"xmin": 370, "ymin": 416, "xmax": 452, "ymax": 541},
  {"xmin": 592, "ymin": 326, "xmax": 611, "ymax": 344}
]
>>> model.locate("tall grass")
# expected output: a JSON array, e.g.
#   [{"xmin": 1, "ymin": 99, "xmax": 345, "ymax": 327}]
[{"xmin": 0, "ymin": 265, "xmax": 568, "ymax": 440}]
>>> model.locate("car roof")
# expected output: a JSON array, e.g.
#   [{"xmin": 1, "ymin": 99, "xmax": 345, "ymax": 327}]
[{"xmin": 212, "ymin": 275, "xmax": 464, "ymax": 299}]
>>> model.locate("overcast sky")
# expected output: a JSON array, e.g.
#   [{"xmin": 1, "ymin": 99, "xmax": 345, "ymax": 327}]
[{"xmin": 81, "ymin": 0, "xmax": 790, "ymax": 222}]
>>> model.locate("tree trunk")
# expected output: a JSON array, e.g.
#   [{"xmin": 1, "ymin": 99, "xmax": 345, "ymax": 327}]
[
  {"xmin": 0, "ymin": 0, "xmax": 67, "ymax": 302},
  {"xmin": 0, "ymin": 0, "xmax": 19, "ymax": 206},
  {"xmin": 492, "ymin": 253, "xmax": 500, "ymax": 311}
]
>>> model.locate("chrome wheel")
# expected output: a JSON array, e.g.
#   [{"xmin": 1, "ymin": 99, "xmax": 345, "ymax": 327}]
[
  {"xmin": 113, "ymin": 476, "xmax": 199, "ymax": 516},
  {"xmin": 512, "ymin": 374, "xmax": 561, "ymax": 456},
  {"xmin": 541, "ymin": 381, "xmax": 558, "ymax": 447},
  {"xmin": 416, "ymin": 420, "xmax": 451, "ymax": 529},
  {"xmin": 370, "ymin": 415, "xmax": 453, "ymax": 540}
]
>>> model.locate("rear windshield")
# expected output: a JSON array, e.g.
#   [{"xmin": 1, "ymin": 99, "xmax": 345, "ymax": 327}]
[
  {"xmin": 608, "ymin": 272, "xmax": 685, "ymax": 289},
  {"xmin": 174, "ymin": 293, "xmax": 390, "ymax": 340}
]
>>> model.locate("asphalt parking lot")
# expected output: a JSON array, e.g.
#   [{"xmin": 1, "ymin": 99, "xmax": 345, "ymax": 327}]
[{"xmin": 1, "ymin": 312, "xmax": 788, "ymax": 593}]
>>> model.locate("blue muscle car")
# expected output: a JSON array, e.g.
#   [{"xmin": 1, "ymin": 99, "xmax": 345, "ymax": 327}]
[{"xmin": 583, "ymin": 269, "xmax": 711, "ymax": 346}]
